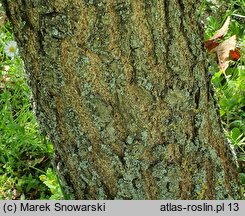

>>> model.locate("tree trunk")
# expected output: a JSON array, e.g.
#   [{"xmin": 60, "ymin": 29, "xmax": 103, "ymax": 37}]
[{"xmin": 3, "ymin": 0, "xmax": 241, "ymax": 199}]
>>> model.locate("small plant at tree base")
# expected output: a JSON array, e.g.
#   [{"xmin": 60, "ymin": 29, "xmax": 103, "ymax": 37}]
[{"xmin": 39, "ymin": 168, "xmax": 63, "ymax": 200}]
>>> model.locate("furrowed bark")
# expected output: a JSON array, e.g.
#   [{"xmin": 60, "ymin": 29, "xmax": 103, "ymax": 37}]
[{"xmin": 3, "ymin": 0, "xmax": 241, "ymax": 199}]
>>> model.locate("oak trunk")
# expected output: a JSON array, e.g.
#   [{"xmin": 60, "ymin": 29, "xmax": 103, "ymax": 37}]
[{"xmin": 3, "ymin": 0, "xmax": 241, "ymax": 199}]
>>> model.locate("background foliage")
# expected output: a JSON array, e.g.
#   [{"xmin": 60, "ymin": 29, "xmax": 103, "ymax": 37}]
[
  {"xmin": 203, "ymin": 0, "xmax": 245, "ymax": 197},
  {"xmin": 0, "ymin": 7, "xmax": 62, "ymax": 199},
  {"xmin": 0, "ymin": 0, "xmax": 244, "ymax": 199}
]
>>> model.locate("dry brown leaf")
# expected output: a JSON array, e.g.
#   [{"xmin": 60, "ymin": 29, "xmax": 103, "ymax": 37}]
[
  {"xmin": 229, "ymin": 48, "xmax": 241, "ymax": 61},
  {"xmin": 204, "ymin": 39, "xmax": 220, "ymax": 52},
  {"xmin": 213, "ymin": 35, "xmax": 237, "ymax": 72},
  {"xmin": 204, "ymin": 17, "xmax": 231, "ymax": 52},
  {"xmin": 209, "ymin": 16, "xmax": 230, "ymax": 41}
]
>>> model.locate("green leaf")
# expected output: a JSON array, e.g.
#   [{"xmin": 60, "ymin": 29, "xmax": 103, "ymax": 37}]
[
  {"xmin": 231, "ymin": 127, "xmax": 242, "ymax": 141},
  {"xmin": 239, "ymin": 173, "xmax": 245, "ymax": 184}
]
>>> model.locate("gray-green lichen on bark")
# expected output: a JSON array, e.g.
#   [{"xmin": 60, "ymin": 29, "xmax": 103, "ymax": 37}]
[{"xmin": 3, "ymin": 0, "xmax": 241, "ymax": 199}]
